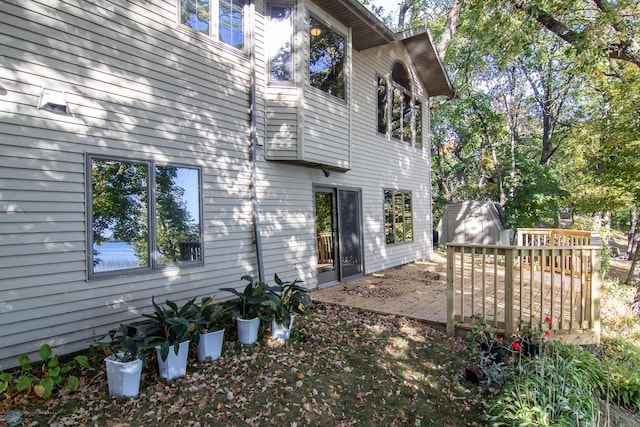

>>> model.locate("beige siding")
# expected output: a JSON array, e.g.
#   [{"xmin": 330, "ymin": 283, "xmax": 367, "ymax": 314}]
[
  {"xmin": 300, "ymin": 89, "xmax": 350, "ymax": 168},
  {"xmin": 0, "ymin": 0, "xmax": 257, "ymax": 368},
  {"xmin": 256, "ymin": 41, "xmax": 434, "ymax": 287},
  {"xmin": 0, "ymin": 0, "xmax": 441, "ymax": 368}
]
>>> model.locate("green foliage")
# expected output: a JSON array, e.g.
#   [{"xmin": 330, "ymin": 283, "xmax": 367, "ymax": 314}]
[
  {"xmin": 485, "ymin": 341, "xmax": 608, "ymax": 425},
  {"xmin": 192, "ymin": 297, "xmax": 233, "ymax": 343},
  {"xmin": 104, "ymin": 324, "xmax": 155, "ymax": 364},
  {"xmin": 0, "ymin": 344, "xmax": 90, "ymax": 401},
  {"xmin": 503, "ymin": 162, "xmax": 569, "ymax": 228},
  {"xmin": 221, "ymin": 275, "xmax": 270, "ymax": 321},
  {"xmin": 143, "ymin": 297, "xmax": 198, "ymax": 362},
  {"xmin": 601, "ymin": 338, "xmax": 640, "ymax": 412},
  {"xmin": 263, "ymin": 274, "xmax": 312, "ymax": 324}
]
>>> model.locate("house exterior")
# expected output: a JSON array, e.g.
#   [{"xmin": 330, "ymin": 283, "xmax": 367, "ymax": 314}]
[{"xmin": 0, "ymin": 0, "xmax": 453, "ymax": 368}]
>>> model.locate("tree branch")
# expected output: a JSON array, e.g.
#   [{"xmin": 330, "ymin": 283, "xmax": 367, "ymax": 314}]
[{"xmin": 512, "ymin": 0, "xmax": 640, "ymax": 68}]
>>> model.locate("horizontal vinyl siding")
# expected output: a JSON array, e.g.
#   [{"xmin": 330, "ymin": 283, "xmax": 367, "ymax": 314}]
[
  {"xmin": 349, "ymin": 45, "xmax": 433, "ymax": 272},
  {"xmin": 265, "ymin": 102, "xmax": 299, "ymax": 159},
  {"xmin": 301, "ymin": 90, "xmax": 350, "ymax": 168},
  {"xmin": 256, "ymin": 41, "xmax": 435, "ymax": 287},
  {"xmin": 0, "ymin": 0, "xmax": 257, "ymax": 368}
]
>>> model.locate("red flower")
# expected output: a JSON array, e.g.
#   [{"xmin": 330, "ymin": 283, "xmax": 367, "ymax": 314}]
[
  {"xmin": 496, "ymin": 337, "xmax": 504, "ymax": 344},
  {"xmin": 544, "ymin": 316, "xmax": 552, "ymax": 324},
  {"xmin": 544, "ymin": 330, "xmax": 551, "ymax": 337},
  {"xmin": 512, "ymin": 342, "xmax": 521, "ymax": 351}
]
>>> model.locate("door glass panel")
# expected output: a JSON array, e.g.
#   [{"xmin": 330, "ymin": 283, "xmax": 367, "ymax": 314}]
[
  {"xmin": 315, "ymin": 190, "xmax": 336, "ymax": 276},
  {"xmin": 339, "ymin": 190, "xmax": 362, "ymax": 278}
]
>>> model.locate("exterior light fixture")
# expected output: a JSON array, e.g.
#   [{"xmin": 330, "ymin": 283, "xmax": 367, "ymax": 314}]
[
  {"xmin": 38, "ymin": 88, "xmax": 71, "ymax": 114},
  {"xmin": 321, "ymin": 168, "xmax": 331, "ymax": 177},
  {"xmin": 310, "ymin": 27, "xmax": 321, "ymax": 37}
]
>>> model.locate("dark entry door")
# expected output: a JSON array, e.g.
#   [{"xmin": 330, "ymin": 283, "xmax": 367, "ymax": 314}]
[{"xmin": 315, "ymin": 187, "xmax": 363, "ymax": 286}]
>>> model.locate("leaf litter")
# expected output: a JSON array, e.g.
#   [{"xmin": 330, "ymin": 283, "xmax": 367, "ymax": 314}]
[{"xmin": 10, "ymin": 303, "xmax": 484, "ymax": 426}]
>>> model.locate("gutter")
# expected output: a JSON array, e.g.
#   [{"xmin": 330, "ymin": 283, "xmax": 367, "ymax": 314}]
[{"xmin": 249, "ymin": 2, "xmax": 265, "ymax": 283}]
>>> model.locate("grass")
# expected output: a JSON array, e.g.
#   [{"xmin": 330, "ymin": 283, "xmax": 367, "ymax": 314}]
[{"xmin": 5, "ymin": 304, "xmax": 484, "ymax": 426}]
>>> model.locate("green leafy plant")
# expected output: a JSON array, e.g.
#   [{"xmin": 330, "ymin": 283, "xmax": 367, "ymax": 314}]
[
  {"xmin": 105, "ymin": 324, "xmax": 154, "ymax": 364},
  {"xmin": 263, "ymin": 274, "xmax": 311, "ymax": 325},
  {"xmin": 465, "ymin": 314, "xmax": 512, "ymax": 394},
  {"xmin": 485, "ymin": 340, "xmax": 609, "ymax": 425},
  {"xmin": 221, "ymin": 276, "xmax": 269, "ymax": 320},
  {"xmin": 143, "ymin": 297, "xmax": 197, "ymax": 362},
  {"xmin": 0, "ymin": 344, "xmax": 90, "ymax": 400},
  {"xmin": 192, "ymin": 296, "xmax": 232, "ymax": 343}
]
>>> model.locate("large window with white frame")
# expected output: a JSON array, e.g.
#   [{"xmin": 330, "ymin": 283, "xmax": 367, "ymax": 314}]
[
  {"xmin": 88, "ymin": 156, "xmax": 203, "ymax": 277},
  {"xmin": 384, "ymin": 189, "xmax": 413, "ymax": 244},
  {"xmin": 267, "ymin": 2, "xmax": 294, "ymax": 83},
  {"xmin": 377, "ymin": 62, "xmax": 423, "ymax": 147},
  {"xmin": 179, "ymin": 0, "xmax": 248, "ymax": 49}
]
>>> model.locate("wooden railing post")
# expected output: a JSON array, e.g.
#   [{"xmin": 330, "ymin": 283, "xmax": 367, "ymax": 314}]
[
  {"xmin": 504, "ymin": 247, "xmax": 515, "ymax": 338},
  {"xmin": 591, "ymin": 248, "xmax": 602, "ymax": 344},
  {"xmin": 446, "ymin": 245, "xmax": 455, "ymax": 336}
]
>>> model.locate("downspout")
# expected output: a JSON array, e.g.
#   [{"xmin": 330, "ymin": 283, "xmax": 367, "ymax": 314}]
[{"xmin": 249, "ymin": 1, "xmax": 265, "ymax": 283}]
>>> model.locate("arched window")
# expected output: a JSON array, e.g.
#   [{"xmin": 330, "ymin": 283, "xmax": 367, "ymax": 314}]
[{"xmin": 377, "ymin": 62, "xmax": 423, "ymax": 147}]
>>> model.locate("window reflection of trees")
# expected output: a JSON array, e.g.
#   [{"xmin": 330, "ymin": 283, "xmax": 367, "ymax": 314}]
[
  {"xmin": 309, "ymin": 17, "xmax": 345, "ymax": 99},
  {"xmin": 91, "ymin": 159, "xmax": 202, "ymax": 275},
  {"xmin": 268, "ymin": 5, "xmax": 293, "ymax": 82},
  {"xmin": 378, "ymin": 62, "xmax": 423, "ymax": 146},
  {"xmin": 384, "ymin": 189, "xmax": 413, "ymax": 244}
]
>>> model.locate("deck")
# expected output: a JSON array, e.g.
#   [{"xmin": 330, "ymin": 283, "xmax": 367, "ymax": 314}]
[
  {"xmin": 312, "ymin": 252, "xmax": 451, "ymax": 331},
  {"xmin": 313, "ymin": 228, "xmax": 603, "ymax": 345}
]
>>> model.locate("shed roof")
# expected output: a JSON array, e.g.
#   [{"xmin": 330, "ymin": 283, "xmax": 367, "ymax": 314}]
[{"xmin": 312, "ymin": 0, "xmax": 455, "ymax": 98}]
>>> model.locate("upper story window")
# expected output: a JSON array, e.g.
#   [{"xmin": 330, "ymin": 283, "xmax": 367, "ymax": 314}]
[
  {"xmin": 179, "ymin": 0, "xmax": 247, "ymax": 49},
  {"xmin": 267, "ymin": 3, "xmax": 294, "ymax": 83},
  {"xmin": 89, "ymin": 156, "xmax": 203, "ymax": 277},
  {"xmin": 309, "ymin": 16, "xmax": 345, "ymax": 99},
  {"xmin": 377, "ymin": 62, "xmax": 423, "ymax": 147}
]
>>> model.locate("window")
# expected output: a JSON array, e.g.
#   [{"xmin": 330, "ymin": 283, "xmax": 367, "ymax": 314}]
[
  {"xmin": 384, "ymin": 190, "xmax": 413, "ymax": 244},
  {"xmin": 179, "ymin": 0, "xmax": 247, "ymax": 49},
  {"xmin": 309, "ymin": 16, "xmax": 345, "ymax": 99},
  {"xmin": 89, "ymin": 156, "xmax": 202, "ymax": 277},
  {"xmin": 267, "ymin": 3, "xmax": 294, "ymax": 83},
  {"xmin": 377, "ymin": 62, "xmax": 423, "ymax": 146},
  {"xmin": 377, "ymin": 76, "xmax": 387, "ymax": 134}
]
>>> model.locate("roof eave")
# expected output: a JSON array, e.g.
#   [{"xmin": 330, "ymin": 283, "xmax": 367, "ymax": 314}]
[{"xmin": 398, "ymin": 28, "xmax": 455, "ymax": 98}]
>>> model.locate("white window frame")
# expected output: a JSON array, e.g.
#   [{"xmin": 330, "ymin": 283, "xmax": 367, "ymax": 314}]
[{"xmin": 177, "ymin": 0, "xmax": 248, "ymax": 51}]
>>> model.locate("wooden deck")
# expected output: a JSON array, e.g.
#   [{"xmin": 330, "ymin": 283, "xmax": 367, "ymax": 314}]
[{"xmin": 311, "ymin": 252, "xmax": 450, "ymax": 332}]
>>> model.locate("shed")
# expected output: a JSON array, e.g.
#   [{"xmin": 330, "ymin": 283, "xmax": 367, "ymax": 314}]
[{"xmin": 436, "ymin": 201, "xmax": 512, "ymax": 245}]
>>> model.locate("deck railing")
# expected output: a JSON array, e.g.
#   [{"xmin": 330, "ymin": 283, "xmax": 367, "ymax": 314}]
[{"xmin": 446, "ymin": 230, "xmax": 601, "ymax": 344}]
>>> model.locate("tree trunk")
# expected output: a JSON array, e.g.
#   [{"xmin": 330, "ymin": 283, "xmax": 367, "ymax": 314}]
[
  {"xmin": 625, "ymin": 213, "xmax": 640, "ymax": 288},
  {"xmin": 628, "ymin": 206, "xmax": 637, "ymax": 258},
  {"xmin": 437, "ymin": 0, "xmax": 462, "ymax": 60}
]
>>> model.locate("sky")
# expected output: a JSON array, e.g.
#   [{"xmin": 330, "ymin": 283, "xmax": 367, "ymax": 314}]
[{"xmin": 366, "ymin": 0, "xmax": 402, "ymax": 25}]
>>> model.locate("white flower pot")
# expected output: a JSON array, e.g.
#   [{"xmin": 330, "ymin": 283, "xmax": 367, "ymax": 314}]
[
  {"xmin": 271, "ymin": 314, "xmax": 295, "ymax": 341},
  {"xmin": 237, "ymin": 317, "xmax": 260, "ymax": 345},
  {"xmin": 197, "ymin": 329, "xmax": 225, "ymax": 362},
  {"xmin": 155, "ymin": 340, "xmax": 189, "ymax": 380},
  {"xmin": 104, "ymin": 355, "xmax": 142, "ymax": 398}
]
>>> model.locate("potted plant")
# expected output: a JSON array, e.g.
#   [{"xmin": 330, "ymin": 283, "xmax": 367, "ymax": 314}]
[
  {"xmin": 264, "ymin": 274, "xmax": 311, "ymax": 340},
  {"xmin": 103, "ymin": 324, "xmax": 152, "ymax": 398},
  {"xmin": 221, "ymin": 276, "xmax": 269, "ymax": 345},
  {"xmin": 193, "ymin": 297, "xmax": 230, "ymax": 362},
  {"xmin": 144, "ymin": 297, "xmax": 197, "ymax": 380}
]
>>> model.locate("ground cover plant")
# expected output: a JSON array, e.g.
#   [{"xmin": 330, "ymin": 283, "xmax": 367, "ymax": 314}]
[{"xmin": 2, "ymin": 304, "xmax": 485, "ymax": 426}]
